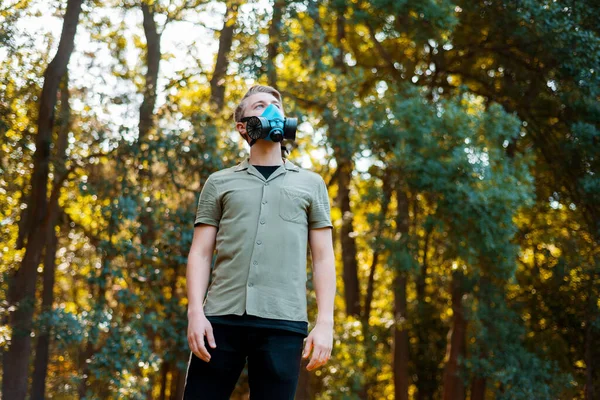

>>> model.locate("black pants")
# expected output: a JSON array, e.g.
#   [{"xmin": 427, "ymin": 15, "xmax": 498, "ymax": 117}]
[{"xmin": 183, "ymin": 323, "xmax": 305, "ymax": 400}]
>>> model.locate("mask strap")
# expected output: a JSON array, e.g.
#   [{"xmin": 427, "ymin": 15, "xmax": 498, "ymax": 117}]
[{"xmin": 241, "ymin": 118, "xmax": 257, "ymax": 147}]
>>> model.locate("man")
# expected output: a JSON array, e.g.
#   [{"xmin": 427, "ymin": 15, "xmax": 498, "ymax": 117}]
[{"xmin": 184, "ymin": 85, "xmax": 336, "ymax": 399}]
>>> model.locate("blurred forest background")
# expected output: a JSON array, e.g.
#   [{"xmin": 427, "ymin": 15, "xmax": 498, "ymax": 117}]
[{"xmin": 1, "ymin": 0, "xmax": 599, "ymax": 399}]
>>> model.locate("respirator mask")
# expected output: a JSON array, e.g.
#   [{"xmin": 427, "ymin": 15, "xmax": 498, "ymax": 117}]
[{"xmin": 240, "ymin": 104, "xmax": 298, "ymax": 147}]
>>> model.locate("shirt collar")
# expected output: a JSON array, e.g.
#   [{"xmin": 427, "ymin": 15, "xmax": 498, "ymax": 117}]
[{"xmin": 234, "ymin": 157, "xmax": 300, "ymax": 172}]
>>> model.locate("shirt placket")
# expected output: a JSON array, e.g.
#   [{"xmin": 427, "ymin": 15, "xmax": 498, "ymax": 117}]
[{"xmin": 245, "ymin": 167, "xmax": 286, "ymax": 295}]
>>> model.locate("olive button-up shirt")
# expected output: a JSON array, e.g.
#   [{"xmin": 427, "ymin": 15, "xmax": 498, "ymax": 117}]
[{"xmin": 194, "ymin": 157, "xmax": 333, "ymax": 323}]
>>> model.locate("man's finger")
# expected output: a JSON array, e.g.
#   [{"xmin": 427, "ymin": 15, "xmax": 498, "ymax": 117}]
[
  {"xmin": 189, "ymin": 334, "xmax": 200, "ymax": 356},
  {"xmin": 315, "ymin": 348, "xmax": 327, "ymax": 367},
  {"xmin": 195, "ymin": 333, "xmax": 211, "ymax": 361},
  {"xmin": 190, "ymin": 334, "xmax": 201, "ymax": 358},
  {"xmin": 191, "ymin": 336, "xmax": 208, "ymax": 361},
  {"xmin": 302, "ymin": 337, "xmax": 313, "ymax": 358},
  {"xmin": 206, "ymin": 326, "xmax": 217, "ymax": 348},
  {"xmin": 187, "ymin": 335, "xmax": 194, "ymax": 352},
  {"xmin": 306, "ymin": 348, "xmax": 324, "ymax": 370},
  {"xmin": 316, "ymin": 350, "xmax": 329, "ymax": 368}
]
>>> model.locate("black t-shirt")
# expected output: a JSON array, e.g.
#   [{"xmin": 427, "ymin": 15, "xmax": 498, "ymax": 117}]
[
  {"xmin": 253, "ymin": 164, "xmax": 280, "ymax": 180},
  {"xmin": 206, "ymin": 163, "xmax": 308, "ymax": 337}
]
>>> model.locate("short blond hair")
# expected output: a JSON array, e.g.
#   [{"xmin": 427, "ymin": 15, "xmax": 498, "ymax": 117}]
[{"xmin": 234, "ymin": 85, "xmax": 283, "ymax": 122}]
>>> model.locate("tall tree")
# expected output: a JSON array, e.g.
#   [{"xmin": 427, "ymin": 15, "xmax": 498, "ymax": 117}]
[
  {"xmin": 3, "ymin": 2, "xmax": 83, "ymax": 399},
  {"xmin": 331, "ymin": 6, "xmax": 361, "ymax": 318},
  {"xmin": 267, "ymin": 0, "xmax": 285, "ymax": 87},
  {"xmin": 210, "ymin": 1, "xmax": 239, "ymax": 110},
  {"xmin": 442, "ymin": 271, "xmax": 466, "ymax": 400},
  {"xmin": 393, "ymin": 186, "xmax": 411, "ymax": 400},
  {"xmin": 30, "ymin": 74, "xmax": 71, "ymax": 400}
]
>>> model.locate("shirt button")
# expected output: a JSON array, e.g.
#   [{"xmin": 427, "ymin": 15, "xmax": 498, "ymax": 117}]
[
  {"xmin": 253, "ymin": 260, "xmax": 258, "ymax": 265},
  {"xmin": 262, "ymin": 200, "xmax": 267, "ymax": 205},
  {"xmin": 265, "ymin": 182, "xmax": 269, "ymax": 186},
  {"xmin": 248, "ymin": 282, "xmax": 253, "ymax": 287},
  {"xmin": 260, "ymin": 219, "xmax": 265, "ymax": 224},
  {"xmin": 257, "ymin": 240, "xmax": 262, "ymax": 245}
]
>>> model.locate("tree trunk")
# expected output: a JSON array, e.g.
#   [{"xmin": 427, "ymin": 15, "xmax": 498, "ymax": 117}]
[
  {"xmin": 2, "ymin": 2, "xmax": 82, "ymax": 400},
  {"xmin": 584, "ymin": 269, "xmax": 596, "ymax": 400},
  {"xmin": 138, "ymin": 1, "xmax": 160, "ymax": 245},
  {"xmin": 267, "ymin": 0, "xmax": 285, "ymax": 86},
  {"xmin": 471, "ymin": 377, "xmax": 486, "ymax": 400},
  {"xmin": 334, "ymin": 4, "xmax": 345, "ymax": 71},
  {"xmin": 361, "ymin": 172, "xmax": 392, "ymax": 399},
  {"xmin": 77, "ymin": 341, "xmax": 96, "ymax": 398},
  {"xmin": 329, "ymin": 8, "xmax": 360, "ymax": 318},
  {"xmin": 210, "ymin": 2, "xmax": 238, "ymax": 110},
  {"xmin": 171, "ymin": 361, "xmax": 187, "ymax": 400},
  {"xmin": 393, "ymin": 187, "xmax": 410, "ymax": 400},
  {"xmin": 30, "ymin": 74, "xmax": 70, "ymax": 400},
  {"xmin": 30, "ymin": 233, "xmax": 57, "ymax": 400},
  {"xmin": 139, "ymin": 2, "xmax": 160, "ymax": 144},
  {"xmin": 159, "ymin": 360, "xmax": 170, "ymax": 400},
  {"xmin": 393, "ymin": 273, "xmax": 410, "ymax": 400},
  {"xmin": 442, "ymin": 272, "xmax": 466, "ymax": 400},
  {"xmin": 415, "ymin": 223, "xmax": 437, "ymax": 400},
  {"xmin": 337, "ymin": 157, "xmax": 361, "ymax": 317},
  {"xmin": 584, "ymin": 322, "xmax": 594, "ymax": 400},
  {"xmin": 140, "ymin": 6, "xmax": 162, "ymax": 397}
]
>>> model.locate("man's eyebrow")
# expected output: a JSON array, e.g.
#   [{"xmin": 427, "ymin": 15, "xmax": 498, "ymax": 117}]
[{"xmin": 251, "ymin": 99, "xmax": 280, "ymax": 107}]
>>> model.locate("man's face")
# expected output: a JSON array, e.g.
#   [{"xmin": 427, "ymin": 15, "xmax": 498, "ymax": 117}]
[
  {"xmin": 242, "ymin": 92, "xmax": 284, "ymax": 119},
  {"xmin": 236, "ymin": 92, "xmax": 284, "ymax": 143}
]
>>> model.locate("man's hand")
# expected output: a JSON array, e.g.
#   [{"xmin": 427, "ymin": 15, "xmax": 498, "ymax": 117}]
[
  {"xmin": 302, "ymin": 321, "xmax": 333, "ymax": 371},
  {"xmin": 187, "ymin": 312, "xmax": 216, "ymax": 362}
]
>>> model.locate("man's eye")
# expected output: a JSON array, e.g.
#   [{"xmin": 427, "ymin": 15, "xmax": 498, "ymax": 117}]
[{"xmin": 256, "ymin": 104, "xmax": 264, "ymax": 109}]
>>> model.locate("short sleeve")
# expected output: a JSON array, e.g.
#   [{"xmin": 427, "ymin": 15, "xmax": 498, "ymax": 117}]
[
  {"xmin": 308, "ymin": 177, "xmax": 333, "ymax": 229},
  {"xmin": 194, "ymin": 176, "xmax": 221, "ymax": 228}
]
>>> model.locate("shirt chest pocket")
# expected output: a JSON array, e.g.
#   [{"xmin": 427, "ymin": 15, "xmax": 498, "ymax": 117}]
[{"xmin": 279, "ymin": 187, "xmax": 309, "ymax": 224}]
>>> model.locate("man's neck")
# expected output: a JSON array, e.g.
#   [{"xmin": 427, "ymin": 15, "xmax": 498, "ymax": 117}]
[{"xmin": 248, "ymin": 141, "xmax": 284, "ymax": 166}]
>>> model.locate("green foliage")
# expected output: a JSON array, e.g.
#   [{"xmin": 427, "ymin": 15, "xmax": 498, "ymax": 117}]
[{"xmin": 1, "ymin": 0, "xmax": 598, "ymax": 398}]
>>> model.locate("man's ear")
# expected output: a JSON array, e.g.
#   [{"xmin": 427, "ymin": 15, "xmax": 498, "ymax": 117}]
[
  {"xmin": 236, "ymin": 121, "xmax": 250, "ymax": 144},
  {"xmin": 236, "ymin": 121, "xmax": 246, "ymax": 136}
]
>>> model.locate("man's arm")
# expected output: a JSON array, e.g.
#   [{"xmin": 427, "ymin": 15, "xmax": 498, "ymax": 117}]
[
  {"xmin": 309, "ymin": 227, "xmax": 336, "ymax": 324},
  {"xmin": 186, "ymin": 224, "xmax": 217, "ymax": 315},
  {"xmin": 303, "ymin": 226, "xmax": 336, "ymax": 371},
  {"xmin": 186, "ymin": 224, "xmax": 218, "ymax": 362}
]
